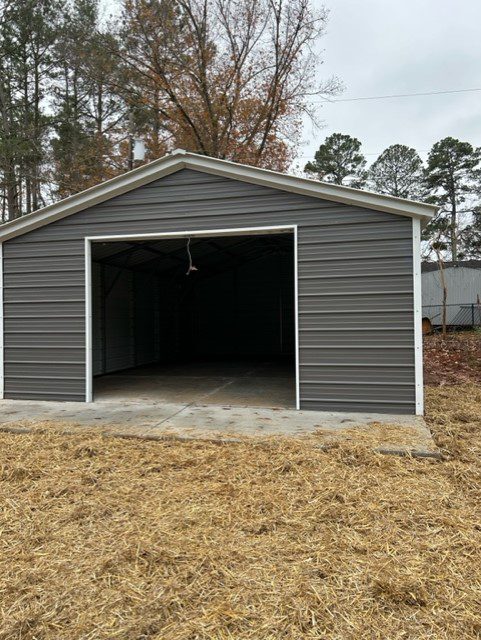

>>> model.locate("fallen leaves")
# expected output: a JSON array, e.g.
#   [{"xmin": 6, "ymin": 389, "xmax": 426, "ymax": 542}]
[{"xmin": 424, "ymin": 331, "xmax": 481, "ymax": 385}]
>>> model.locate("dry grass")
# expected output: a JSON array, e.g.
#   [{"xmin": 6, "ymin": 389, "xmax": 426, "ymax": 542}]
[
  {"xmin": 1, "ymin": 386, "xmax": 481, "ymax": 639},
  {"xmin": 311, "ymin": 421, "xmax": 435, "ymax": 452}
]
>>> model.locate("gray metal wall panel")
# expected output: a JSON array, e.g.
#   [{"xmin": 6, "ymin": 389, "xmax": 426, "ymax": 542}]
[
  {"xmin": 5, "ymin": 347, "xmax": 83, "ymax": 363},
  {"xmin": 3, "ymin": 168, "xmax": 415, "ymax": 411},
  {"xmin": 298, "ymin": 238, "xmax": 412, "ymax": 261}
]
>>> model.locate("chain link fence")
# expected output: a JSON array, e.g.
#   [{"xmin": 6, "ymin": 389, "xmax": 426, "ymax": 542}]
[{"xmin": 422, "ymin": 303, "xmax": 481, "ymax": 329}]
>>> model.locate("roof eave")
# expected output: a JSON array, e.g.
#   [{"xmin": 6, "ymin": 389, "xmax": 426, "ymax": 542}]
[
  {"xmin": 182, "ymin": 152, "xmax": 437, "ymax": 222},
  {"xmin": 0, "ymin": 154, "xmax": 186, "ymax": 242}
]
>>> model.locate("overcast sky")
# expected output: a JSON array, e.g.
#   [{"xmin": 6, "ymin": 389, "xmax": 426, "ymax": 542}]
[
  {"xmin": 296, "ymin": 0, "xmax": 481, "ymax": 169},
  {"xmin": 102, "ymin": 0, "xmax": 480, "ymax": 169}
]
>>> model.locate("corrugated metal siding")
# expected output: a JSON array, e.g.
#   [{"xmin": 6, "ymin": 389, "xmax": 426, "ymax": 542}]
[
  {"xmin": 422, "ymin": 267, "xmax": 481, "ymax": 325},
  {"xmin": 92, "ymin": 268, "xmax": 160, "ymax": 376},
  {"xmin": 3, "ymin": 168, "xmax": 415, "ymax": 411}
]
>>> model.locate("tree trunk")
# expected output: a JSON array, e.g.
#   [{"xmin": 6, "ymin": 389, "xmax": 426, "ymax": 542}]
[
  {"xmin": 436, "ymin": 251, "xmax": 448, "ymax": 339},
  {"xmin": 32, "ymin": 57, "xmax": 41, "ymax": 212},
  {"xmin": 0, "ymin": 81, "xmax": 20, "ymax": 220},
  {"xmin": 448, "ymin": 168, "xmax": 457, "ymax": 262},
  {"xmin": 450, "ymin": 202, "xmax": 457, "ymax": 262}
]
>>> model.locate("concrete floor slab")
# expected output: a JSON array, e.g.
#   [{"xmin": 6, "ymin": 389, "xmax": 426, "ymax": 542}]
[
  {"xmin": 154, "ymin": 403, "xmax": 430, "ymax": 436},
  {"xmin": 94, "ymin": 361, "xmax": 296, "ymax": 408},
  {"xmin": 0, "ymin": 399, "xmax": 181, "ymax": 430},
  {"xmin": 200, "ymin": 377, "xmax": 295, "ymax": 407},
  {"xmin": 95, "ymin": 375, "xmax": 234, "ymax": 404},
  {"xmin": 0, "ymin": 361, "xmax": 440, "ymax": 456},
  {"xmin": 0, "ymin": 398, "xmax": 439, "ymax": 457}
]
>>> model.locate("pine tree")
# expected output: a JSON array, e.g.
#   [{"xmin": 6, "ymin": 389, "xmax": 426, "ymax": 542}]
[
  {"xmin": 368, "ymin": 144, "xmax": 425, "ymax": 200},
  {"xmin": 425, "ymin": 137, "xmax": 481, "ymax": 261},
  {"xmin": 0, "ymin": 0, "xmax": 62, "ymax": 219},
  {"xmin": 304, "ymin": 133, "xmax": 366, "ymax": 186},
  {"xmin": 51, "ymin": 0, "xmax": 126, "ymax": 198},
  {"xmin": 463, "ymin": 174, "xmax": 481, "ymax": 257},
  {"xmin": 0, "ymin": 2, "xmax": 21, "ymax": 220}
]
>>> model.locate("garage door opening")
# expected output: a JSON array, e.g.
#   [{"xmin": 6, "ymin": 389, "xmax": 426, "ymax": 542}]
[{"xmin": 88, "ymin": 230, "xmax": 297, "ymax": 409}]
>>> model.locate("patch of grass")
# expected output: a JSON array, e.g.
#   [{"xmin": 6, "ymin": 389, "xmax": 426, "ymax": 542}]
[{"xmin": 0, "ymin": 385, "xmax": 480, "ymax": 639}]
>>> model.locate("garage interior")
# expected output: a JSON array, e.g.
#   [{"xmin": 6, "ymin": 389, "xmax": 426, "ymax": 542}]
[{"xmin": 91, "ymin": 232, "xmax": 296, "ymax": 408}]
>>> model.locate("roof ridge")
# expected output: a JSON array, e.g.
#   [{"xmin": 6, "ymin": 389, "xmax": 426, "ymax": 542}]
[{"xmin": 0, "ymin": 150, "xmax": 436, "ymax": 242}]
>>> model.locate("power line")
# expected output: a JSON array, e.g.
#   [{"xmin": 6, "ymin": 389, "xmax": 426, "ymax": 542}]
[
  {"xmin": 314, "ymin": 87, "xmax": 481, "ymax": 104},
  {"xmin": 296, "ymin": 149, "xmax": 430, "ymax": 159}
]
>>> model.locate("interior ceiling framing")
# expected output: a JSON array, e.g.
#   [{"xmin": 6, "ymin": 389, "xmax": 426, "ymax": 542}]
[{"xmin": 91, "ymin": 233, "xmax": 293, "ymax": 277}]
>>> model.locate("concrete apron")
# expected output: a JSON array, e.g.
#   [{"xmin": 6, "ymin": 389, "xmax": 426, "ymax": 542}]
[{"xmin": 0, "ymin": 398, "xmax": 440, "ymax": 458}]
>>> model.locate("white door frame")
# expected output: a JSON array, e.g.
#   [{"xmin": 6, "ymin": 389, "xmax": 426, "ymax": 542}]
[{"xmin": 85, "ymin": 225, "xmax": 300, "ymax": 408}]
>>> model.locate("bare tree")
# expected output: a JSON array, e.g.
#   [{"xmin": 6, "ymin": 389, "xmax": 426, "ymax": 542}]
[
  {"xmin": 434, "ymin": 248, "xmax": 448, "ymax": 339},
  {"xmin": 107, "ymin": 0, "xmax": 339, "ymax": 170}
]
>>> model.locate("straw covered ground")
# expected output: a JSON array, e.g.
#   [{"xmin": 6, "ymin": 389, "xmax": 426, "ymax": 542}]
[{"xmin": 1, "ymin": 383, "xmax": 480, "ymax": 639}]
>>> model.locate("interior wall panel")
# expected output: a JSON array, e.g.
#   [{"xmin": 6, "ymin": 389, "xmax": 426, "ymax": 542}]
[
  {"xmin": 134, "ymin": 271, "xmax": 158, "ymax": 367},
  {"xmin": 104, "ymin": 267, "xmax": 134, "ymax": 374},
  {"xmin": 92, "ymin": 262, "xmax": 103, "ymax": 376}
]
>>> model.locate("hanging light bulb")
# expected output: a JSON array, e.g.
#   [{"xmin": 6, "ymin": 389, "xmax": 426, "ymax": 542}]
[{"xmin": 185, "ymin": 238, "xmax": 198, "ymax": 275}]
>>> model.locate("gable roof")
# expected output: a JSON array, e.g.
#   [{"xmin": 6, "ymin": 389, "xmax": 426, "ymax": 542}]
[{"xmin": 0, "ymin": 149, "xmax": 436, "ymax": 242}]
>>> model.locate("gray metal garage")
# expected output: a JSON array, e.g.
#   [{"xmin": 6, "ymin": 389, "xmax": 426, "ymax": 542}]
[{"xmin": 0, "ymin": 150, "xmax": 435, "ymax": 414}]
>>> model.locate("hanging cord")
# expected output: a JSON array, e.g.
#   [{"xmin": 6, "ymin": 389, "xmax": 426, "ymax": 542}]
[{"xmin": 185, "ymin": 237, "xmax": 198, "ymax": 275}]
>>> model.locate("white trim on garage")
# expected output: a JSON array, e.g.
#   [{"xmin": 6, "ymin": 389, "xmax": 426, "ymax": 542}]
[
  {"xmin": 85, "ymin": 225, "xmax": 299, "ymax": 407},
  {"xmin": 294, "ymin": 226, "xmax": 300, "ymax": 410},
  {"xmin": 0, "ymin": 242, "xmax": 3, "ymax": 400},
  {"xmin": 85, "ymin": 237, "xmax": 93, "ymax": 403},
  {"xmin": 412, "ymin": 218, "xmax": 424, "ymax": 415},
  {"xmin": 0, "ymin": 150, "xmax": 436, "ymax": 243}
]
